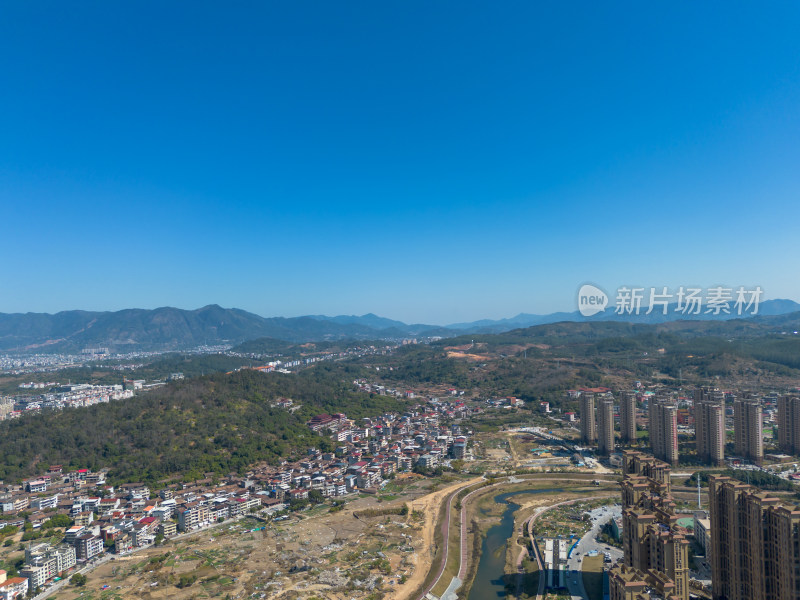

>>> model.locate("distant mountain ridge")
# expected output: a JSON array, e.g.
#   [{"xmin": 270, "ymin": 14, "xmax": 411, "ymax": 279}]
[
  {"xmin": 0, "ymin": 306, "xmax": 450, "ymax": 352},
  {"xmin": 446, "ymin": 299, "xmax": 800, "ymax": 332},
  {"xmin": 0, "ymin": 299, "xmax": 798, "ymax": 353}
]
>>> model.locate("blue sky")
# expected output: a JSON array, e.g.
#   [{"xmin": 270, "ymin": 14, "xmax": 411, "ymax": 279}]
[{"xmin": 2, "ymin": 2, "xmax": 799, "ymax": 324}]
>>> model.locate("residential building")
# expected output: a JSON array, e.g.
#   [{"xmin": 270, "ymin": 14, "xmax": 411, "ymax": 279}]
[
  {"xmin": 694, "ymin": 388, "xmax": 725, "ymax": 466},
  {"xmin": 177, "ymin": 506, "xmax": 199, "ymax": 532},
  {"xmin": 580, "ymin": 393, "xmax": 596, "ymax": 444},
  {"xmin": 19, "ymin": 564, "xmax": 49, "ymax": 592},
  {"xmin": 609, "ymin": 565, "xmax": 678, "ymax": 600},
  {"xmin": 451, "ymin": 436, "xmax": 467, "ymax": 459},
  {"xmin": 158, "ymin": 521, "xmax": 177, "ymax": 538},
  {"xmin": 777, "ymin": 395, "xmax": 800, "ymax": 455},
  {"xmin": 619, "ymin": 391, "xmax": 636, "ymax": 444},
  {"xmin": 0, "ymin": 495, "xmax": 29, "ymax": 513},
  {"xmin": 64, "ymin": 526, "xmax": 85, "ymax": 545},
  {"xmin": 30, "ymin": 494, "xmax": 59, "ymax": 511},
  {"xmin": 734, "ymin": 395, "xmax": 763, "ymax": 464},
  {"xmin": 0, "ymin": 575, "xmax": 28, "ymax": 600},
  {"xmin": 649, "ymin": 398, "xmax": 679, "ymax": 465},
  {"xmin": 708, "ymin": 475, "xmax": 800, "ymax": 600},
  {"xmin": 597, "ymin": 397, "xmax": 615, "ymax": 455},
  {"xmin": 693, "ymin": 512, "xmax": 711, "ymax": 559},
  {"xmin": 0, "ymin": 397, "xmax": 13, "ymax": 420},
  {"xmin": 610, "ymin": 451, "xmax": 689, "ymax": 600},
  {"xmin": 75, "ymin": 534, "xmax": 103, "ymax": 561},
  {"xmin": 24, "ymin": 543, "xmax": 75, "ymax": 576},
  {"xmin": 25, "ymin": 480, "xmax": 47, "ymax": 493}
]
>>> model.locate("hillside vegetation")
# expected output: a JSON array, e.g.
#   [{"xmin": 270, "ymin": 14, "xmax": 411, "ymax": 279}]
[{"xmin": 0, "ymin": 365, "xmax": 407, "ymax": 484}]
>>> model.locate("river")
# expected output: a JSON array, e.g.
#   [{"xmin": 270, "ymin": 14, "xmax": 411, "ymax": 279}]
[{"xmin": 466, "ymin": 488, "xmax": 561, "ymax": 600}]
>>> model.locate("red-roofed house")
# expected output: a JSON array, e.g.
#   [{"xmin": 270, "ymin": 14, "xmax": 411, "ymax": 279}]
[{"xmin": 0, "ymin": 575, "xmax": 28, "ymax": 600}]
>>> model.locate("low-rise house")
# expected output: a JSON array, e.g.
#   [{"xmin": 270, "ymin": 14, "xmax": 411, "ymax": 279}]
[
  {"xmin": 158, "ymin": 521, "xmax": 177, "ymax": 537},
  {"xmin": 0, "ymin": 575, "xmax": 28, "ymax": 600},
  {"xmin": 27, "ymin": 513, "xmax": 49, "ymax": 529},
  {"xmin": 30, "ymin": 493, "xmax": 59, "ymax": 511},
  {"xmin": 0, "ymin": 495, "xmax": 29, "ymax": 513},
  {"xmin": 98, "ymin": 498, "xmax": 120, "ymax": 514},
  {"xmin": 25, "ymin": 480, "xmax": 48, "ymax": 493},
  {"xmin": 114, "ymin": 533, "xmax": 133, "ymax": 554},
  {"xmin": 20, "ymin": 563, "xmax": 49, "ymax": 591},
  {"xmin": 119, "ymin": 483, "xmax": 150, "ymax": 499},
  {"xmin": 75, "ymin": 534, "xmax": 103, "ymax": 561},
  {"xmin": 64, "ymin": 526, "xmax": 85, "ymax": 545},
  {"xmin": 73, "ymin": 511, "xmax": 93, "ymax": 526},
  {"xmin": 177, "ymin": 506, "xmax": 198, "ymax": 532}
]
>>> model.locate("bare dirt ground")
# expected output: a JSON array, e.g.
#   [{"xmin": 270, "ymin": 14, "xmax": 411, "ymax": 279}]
[
  {"xmin": 387, "ymin": 476, "xmax": 482, "ymax": 600},
  {"xmin": 56, "ymin": 511, "xmax": 389, "ymax": 600},
  {"xmin": 48, "ymin": 430, "xmax": 618, "ymax": 600},
  {"xmin": 445, "ymin": 351, "xmax": 489, "ymax": 361},
  {"xmin": 52, "ymin": 477, "xmax": 481, "ymax": 600}
]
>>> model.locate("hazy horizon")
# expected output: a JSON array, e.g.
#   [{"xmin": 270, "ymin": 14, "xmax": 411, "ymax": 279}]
[{"xmin": 2, "ymin": 293, "xmax": 798, "ymax": 328}]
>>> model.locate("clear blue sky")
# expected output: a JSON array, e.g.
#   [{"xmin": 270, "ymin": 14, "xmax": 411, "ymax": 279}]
[{"xmin": 2, "ymin": 2, "xmax": 799, "ymax": 324}]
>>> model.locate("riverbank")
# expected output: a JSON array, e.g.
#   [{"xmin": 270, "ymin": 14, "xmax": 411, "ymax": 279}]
[{"xmin": 457, "ymin": 475, "xmax": 620, "ymax": 600}]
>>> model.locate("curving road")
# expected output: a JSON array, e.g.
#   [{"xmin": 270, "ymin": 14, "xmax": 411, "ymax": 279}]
[
  {"xmin": 416, "ymin": 479, "xmax": 488, "ymax": 600},
  {"xmin": 416, "ymin": 475, "xmax": 619, "ymax": 600},
  {"xmin": 520, "ymin": 488, "xmax": 618, "ymax": 600},
  {"xmin": 564, "ymin": 505, "xmax": 622, "ymax": 600}
]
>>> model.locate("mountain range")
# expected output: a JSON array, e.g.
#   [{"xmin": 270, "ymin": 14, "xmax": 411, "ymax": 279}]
[{"xmin": 1, "ymin": 299, "xmax": 799, "ymax": 353}]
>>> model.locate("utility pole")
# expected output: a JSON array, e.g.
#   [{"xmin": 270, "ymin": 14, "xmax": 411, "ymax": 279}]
[{"xmin": 697, "ymin": 475, "xmax": 701, "ymax": 509}]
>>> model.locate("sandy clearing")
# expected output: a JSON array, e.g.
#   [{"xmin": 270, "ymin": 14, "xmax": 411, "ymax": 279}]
[{"xmin": 387, "ymin": 477, "xmax": 482, "ymax": 600}]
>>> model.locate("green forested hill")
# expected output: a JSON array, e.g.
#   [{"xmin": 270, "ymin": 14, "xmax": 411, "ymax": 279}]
[{"xmin": 0, "ymin": 365, "xmax": 407, "ymax": 484}]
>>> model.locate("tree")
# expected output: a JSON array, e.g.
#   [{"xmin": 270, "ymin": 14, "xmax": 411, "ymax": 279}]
[
  {"xmin": 0, "ymin": 368, "xmax": 408, "ymax": 484},
  {"xmin": 177, "ymin": 574, "xmax": 197, "ymax": 588},
  {"xmin": 0, "ymin": 525, "xmax": 19, "ymax": 539},
  {"xmin": 43, "ymin": 514, "xmax": 71, "ymax": 528},
  {"xmin": 289, "ymin": 497, "xmax": 309, "ymax": 511},
  {"xmin": 71, "ymin": 573, "xmax": 87, "ymax": 586}
]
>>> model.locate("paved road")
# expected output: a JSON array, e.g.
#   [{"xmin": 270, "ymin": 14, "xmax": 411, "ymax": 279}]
[
  {"xmin": 457, "ymin": 485, "xmax": 486, "ymax": 580},
  {"xmin": 519, "ymin": 492, "xmax": 616, "ymax": 600},
  {"xmin": 416, "ymin": 480, "xmax": 484, "ymax": 600},
  {"xmin": 565, "ymin": 504, "xmax": 622, "ymax": 600},
  {"xmin": 423, "ymin": 486, "xmax": 456, "ymax": 599}
]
